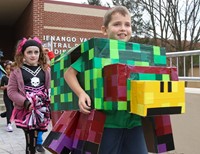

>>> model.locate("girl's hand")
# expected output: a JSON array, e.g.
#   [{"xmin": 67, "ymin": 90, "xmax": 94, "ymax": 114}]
[
  {"xmin": 78, "ymin": 92, "xmax": 91, "ymax": 114},
  {"xmin": 1, "ymin": 85, "xmax": 7, "ymax": 90},
  {"xmin": 28, "ymin": 103, "xmax": 34, "ymax": 111}
]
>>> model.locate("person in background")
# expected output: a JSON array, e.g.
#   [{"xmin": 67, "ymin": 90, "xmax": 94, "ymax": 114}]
[
  {"xmin": 0, "ymin": 60, "xmax": 14, "ymax": 132},
  {"xmin": 36, "ymin": 47, "xmax": 55, "ymax": 153},
  {"xmin": 43, "ymin": 48, "xmax": 55, "ymax": 66},
  {"xmin": 7, "ymin": 37, "xmax": 51, "ymax": 154},
  {"xmin": 64, "ymin": 6, "xmax": 148, "ymax": 154}
]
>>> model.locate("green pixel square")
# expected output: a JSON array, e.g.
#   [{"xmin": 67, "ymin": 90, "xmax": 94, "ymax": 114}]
[
  {"xmin": 89, "ymin": 48, "xmax": 94, "ymax": 60},
  {"xmin": 118, "ymin": 101, "xmax": 127, "ymax": 110},
  {"xmin": 84, "ymin": 70, "xmax": 90, "ymax": 90},
  {"xmin": 153, "ymin": 46, "xmax": 160, "ymax": 55},
  {"xmin": 133, "ymin": 43, "xmax": 140, "ymax": 52},
  {"xmin": 104, "ymin": 101, "xmax": 113, "ymax": 110},
  {"xmin": 93, "ymin": 58, "xmax": 102, "ymax": 68},
  {"xmin": 162, "ymin": 74, "xmax": 170, "ymax": 80},
  {"xmin": 94, "ymin": 98, "xmax": 103, "ymax": 109},
  {"xmin": 67, "ymin": 93, "xmax": 72, "ymax": 102},
  {"xmin": 110, "ymin": 40, "xmax": 119, "ymax": 59}
]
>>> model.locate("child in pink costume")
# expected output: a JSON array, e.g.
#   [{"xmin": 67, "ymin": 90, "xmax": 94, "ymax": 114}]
[{"xmin": 8, "ymin": 37, "xmax": 51, "ymax": 154}]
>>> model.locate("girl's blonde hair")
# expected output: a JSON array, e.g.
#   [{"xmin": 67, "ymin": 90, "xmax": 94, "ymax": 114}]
[{"xmin": 13, "ymin": 37, "xmax": 48, "ymax": 70}]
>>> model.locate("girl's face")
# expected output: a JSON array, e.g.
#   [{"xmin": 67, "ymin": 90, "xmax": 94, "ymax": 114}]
[
  {"xmin": 101, "ymin": 12, "xmax": 132, "ymax": 42},
  {"xmin": 23, "ymin": 46, "xmax": 40, "ymax": 66},
  {"xmin": 5, "ymin": 65, "xmax": 11, "ymax": 76}
]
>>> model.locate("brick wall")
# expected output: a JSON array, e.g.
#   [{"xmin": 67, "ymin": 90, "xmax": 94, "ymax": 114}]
[
  {"xmin": 43, "ymin": 0, "xmax": 109, "ymax": 56},
  {"xmin": 44, "ymin": 12, "xmax": 103, "ymax": 30},
  {"xmin": 32, "ymin": 0, "xmax": 43, "ymax": 40}
]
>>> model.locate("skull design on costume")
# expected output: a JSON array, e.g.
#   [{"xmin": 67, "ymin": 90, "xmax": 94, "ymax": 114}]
[{"xmin": 31, "ymin": 77, "xmax": 40, "ymax": 87}]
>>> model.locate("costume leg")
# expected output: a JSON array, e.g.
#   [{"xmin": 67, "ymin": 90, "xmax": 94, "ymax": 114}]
[
  {"xmin": 4, "ymin": 96, "xmax": 13, "ymax": 124},
  {"xmin": 35, "ymin": 131, "xmax": 45, "ymax": 152},
  {"xmin": 37, "ymin": 131, "xmax": 43, "ymax": 145},
  {"xmin": 23, "ymin": 129, "xmax": 38, "ymax": 154}
]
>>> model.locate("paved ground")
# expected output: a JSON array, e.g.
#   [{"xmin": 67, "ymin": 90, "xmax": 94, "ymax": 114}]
[{"xmin": 0, "ymin": 117, "xmax": 52, "ymax": 154}]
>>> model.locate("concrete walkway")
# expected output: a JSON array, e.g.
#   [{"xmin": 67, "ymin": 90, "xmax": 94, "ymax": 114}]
[{"xmin": 0, "ymin": 117, "xmax": 52, "ymax": 154}]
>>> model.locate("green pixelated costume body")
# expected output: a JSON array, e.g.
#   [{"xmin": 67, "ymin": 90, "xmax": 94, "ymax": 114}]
[{"xmin": 50, "ymin": 38, "xmax": 167, "ymax": 128}]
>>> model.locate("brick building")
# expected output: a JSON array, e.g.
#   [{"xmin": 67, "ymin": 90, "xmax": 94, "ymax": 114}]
[{"xmin": 0, "ymin": 0, "xmax": 108, "ymax": 61}]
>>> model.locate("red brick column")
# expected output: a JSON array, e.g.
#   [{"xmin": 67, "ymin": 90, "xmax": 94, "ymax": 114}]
[{"xmin": 32, "ymin": 0, "xmax": 44, "ymax": 40}]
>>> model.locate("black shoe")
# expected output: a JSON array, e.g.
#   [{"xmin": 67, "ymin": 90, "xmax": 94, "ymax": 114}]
[{"xmin": 36, "ymin": 144, "xmax": 45, "ymax": 152}]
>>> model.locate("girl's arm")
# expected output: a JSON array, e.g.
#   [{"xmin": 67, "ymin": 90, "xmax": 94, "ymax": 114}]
[
  {"xmin": 64, "ymin": 66, "xmax": 91, "ymax": 114},
  {"xmin": 7, "ymin": 70, "xmax": 27, "ymax": 107}
]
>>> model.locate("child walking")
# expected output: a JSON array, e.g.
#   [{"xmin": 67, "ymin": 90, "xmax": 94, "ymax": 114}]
[
  {"xmin": 0, "ymin": 60, "xmax": 14, "ymax": 132},
  {"xmin": 7, "ymin": 37, "xmax": 51, "ymax": 154},
  {"xmin": 64, "ymin": 6, "xmax": 148, "ymax": 154}
]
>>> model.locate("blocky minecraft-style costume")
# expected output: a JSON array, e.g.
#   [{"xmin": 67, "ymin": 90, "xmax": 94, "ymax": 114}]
[{"xmin": 43, "ymin": 38, "xmax": 185, "ymax": 154}]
